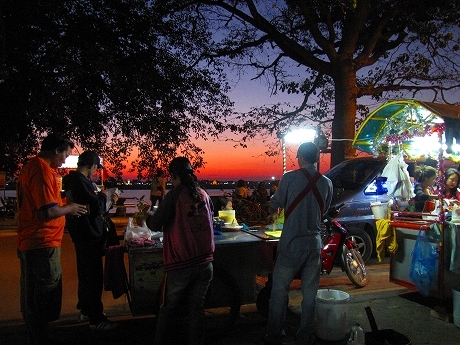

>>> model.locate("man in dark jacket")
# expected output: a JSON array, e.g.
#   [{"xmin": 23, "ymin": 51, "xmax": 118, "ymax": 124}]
[{"xmin": 62, "ymin": 151, "xmax": 118, "ymax": 331}]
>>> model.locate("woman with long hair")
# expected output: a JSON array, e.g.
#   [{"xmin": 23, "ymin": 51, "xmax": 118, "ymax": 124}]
[
  {"xmin": 145, "ymin": 157, "xmax": 214, "ymax": 345},
  {"xmin": 444, "ymin": 168, "xmax": 460, "ymax": 200},
  {"xmin": 413, "ymin": 165, "xmax": 438, "ymax": 212}
]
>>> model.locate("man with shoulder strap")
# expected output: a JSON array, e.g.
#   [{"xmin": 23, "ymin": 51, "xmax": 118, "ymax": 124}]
[{"xmin": 264, "ymin": 142, "xmax": 333, "ymax": 345}]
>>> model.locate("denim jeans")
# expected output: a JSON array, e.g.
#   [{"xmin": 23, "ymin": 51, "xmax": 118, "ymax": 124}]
[
  {"xmin": 153, "ymin": 262, "xmax": 213, "ymax": 345},
  {"xmin": 18, "ymin": 247, "xmax": 62, "ymax": 344},
  {"xmin": 266, "ymin": 249, "xmax": 321, "ymax": 344}
]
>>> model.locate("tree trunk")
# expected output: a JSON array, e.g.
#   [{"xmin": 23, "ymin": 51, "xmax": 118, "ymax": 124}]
[{"xmin": 330, "ymin": 65, "xmax": 358, "ymax": 167}]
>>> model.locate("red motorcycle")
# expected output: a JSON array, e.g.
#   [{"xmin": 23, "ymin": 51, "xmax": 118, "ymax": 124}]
[
  {"xmin": 321, "ymin": 203, "xmax": 368, "ymax": 288},
  {"xmin": 256, "ymin": 204, "xmax": 368, "ymax": 316}
]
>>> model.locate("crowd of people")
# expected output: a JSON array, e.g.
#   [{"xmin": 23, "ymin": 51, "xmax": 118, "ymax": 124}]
[
  {"xmin": 14, "ymin": 132, "xmax": 460, "ymax": 345},
  {"xmin": 14, "ymin": 133, "xmax": 328, "ymax": 345},
  {"xmin": 15, "ymin": 133, "xmax": 216, "ymax": 344},
  {"xmin": 412, "ymin": 164, "xmax": 460, "ymax": 213},
  {"xmin": 212, "ymin": 179, "xmax": 276, "ymax": 224},
  {"xmin": 233, "ymin": 179, "xmax": 273, "ymax": 203}
]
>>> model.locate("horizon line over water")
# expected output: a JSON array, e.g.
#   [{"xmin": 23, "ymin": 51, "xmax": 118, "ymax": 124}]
[
  {"xmin": 2, "ymin": 189, "xmax": 236, "ymax": 198},
  {"xmin": 122, "ymin": 175, "xmax": 280, "ymax": 182},
  {"xmin": 2, "ymin": 188, "xmax": 258, "ymax": 214}
]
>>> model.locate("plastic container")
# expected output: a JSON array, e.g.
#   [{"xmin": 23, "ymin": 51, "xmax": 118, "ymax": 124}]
[
  {"xmin": 218, "ymin": 210, "xmax": 236, "ymax": 223},
  {"xmin": 423, "ymin": 200, "xmax": 436, "ymax": 212},
  {"xmin": 315, "ymin": 289, "xmax": 350, "ymax": 341},
  {"xmin": 370, "ymin": 202, "xmax": 388, "ymax": 220},
  {"xmin": 347, "ymin": 323, "xmax": 365, "ymax": 345},
  {"xmin": 452, "ymin": 204, "xmax": 460, "ymax": 223},
  {"xmin": 453, "ymin": 287, "xmax": 460, "ymax": 328}
]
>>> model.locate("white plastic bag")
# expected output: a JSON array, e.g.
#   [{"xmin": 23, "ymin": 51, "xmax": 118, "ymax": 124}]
[
  {"xmin": 381, "ymin": 154, "xmax": 414, "ymax": 200},
  {"xmin": 124, "ymin": 218, "xmax": 151, "ymax": 241}
]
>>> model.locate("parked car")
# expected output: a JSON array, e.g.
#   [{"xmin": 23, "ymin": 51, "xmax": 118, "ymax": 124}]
[
  {"xmin": 324, "ymin": 156, "xmax": 459, "ymax": 262},
  {"xmin": 323, "ymin": 157, "xmax": 391, "ymax": 262}
]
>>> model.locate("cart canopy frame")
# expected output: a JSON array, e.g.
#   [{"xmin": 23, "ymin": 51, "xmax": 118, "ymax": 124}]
[{"xmin": 352, "ymin": 99, "xmax": 460, "ymax": 161}]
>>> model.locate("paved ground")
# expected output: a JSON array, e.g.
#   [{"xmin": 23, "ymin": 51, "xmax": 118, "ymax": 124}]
[
  {"xmin": 1, "ymin": 288, "xmax": 460, "ymax": 345},
  {"xmin": 2, "ymin": 217, "xmax": 460, "ymax": 344}
]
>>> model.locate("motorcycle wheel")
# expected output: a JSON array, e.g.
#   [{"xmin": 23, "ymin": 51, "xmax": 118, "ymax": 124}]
[
  {"xmin": 255, "ymin": 285, "xmax": 290, "ymax": 318},
  {"xmin": 256, "ymin": 286, "xmax": 271, "ymax": 318},
  {"xmin": 343, "ymin": 246, "xmax": 369, "ymax": 288},
  {"xmin": 346, "ymin": 228, "xmax": 373, "ymax": 263}
]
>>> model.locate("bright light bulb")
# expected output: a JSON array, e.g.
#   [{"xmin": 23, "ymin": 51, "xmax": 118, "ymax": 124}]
[{"xmin": 284, "ymin": 129, "xmax": 316, "ymax": 143}]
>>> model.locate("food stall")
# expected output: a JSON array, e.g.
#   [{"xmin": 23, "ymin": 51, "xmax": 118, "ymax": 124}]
[
  {"xmin": 124, "ymin": 227, "xmax": 278, "ymax": 322},
  {"xmin": 352, "ymin": 99, "xmax": 460, "ymax": 299}
]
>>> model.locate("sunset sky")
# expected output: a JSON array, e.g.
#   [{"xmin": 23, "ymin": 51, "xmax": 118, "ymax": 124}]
[
  {"xmin": 188, "ymin": 136, "xmax": 332, "ymax": 181},
  {"xmin": 121, "ymin": 130, "xmax": 331, "ymax": 182},
  {"xmin": 122, "ymin": 73, "xmax": 331, "ymax": 181}
]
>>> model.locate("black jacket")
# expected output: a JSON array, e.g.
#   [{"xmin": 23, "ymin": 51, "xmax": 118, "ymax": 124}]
[{"xmin": 62, "ymin": 171, "xmax": 107, "ymax": 243}]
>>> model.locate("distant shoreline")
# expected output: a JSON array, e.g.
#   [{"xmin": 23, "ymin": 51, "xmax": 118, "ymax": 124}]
[
  {"xmin": 114, "ymin": 180, "xmax": 276, "ymax": 191},
  {"xmin": 3, "ymin": 179, "xmax": 278, "ymax": 192}
]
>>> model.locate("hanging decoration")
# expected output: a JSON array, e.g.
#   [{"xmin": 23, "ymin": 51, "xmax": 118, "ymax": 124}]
[
  {"xmin": 436, "ymin": 128, "xmax": 446, "ymax": 224},
  {"xmin": 372, "ymin": 121, "xmax": 445, "ymax": 158},
  {"xmin": 353, "ymin": 100, "xmax": 460, "ymax": 163},
  {"xmin": 352, "ymin": 99, "xmax": 460, "ymax": 224}
]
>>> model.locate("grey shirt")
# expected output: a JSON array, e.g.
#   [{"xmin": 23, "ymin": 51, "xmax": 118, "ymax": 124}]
[{"xmin": 270, "ymin": 163, "xmax": 333, "ymax": 253}]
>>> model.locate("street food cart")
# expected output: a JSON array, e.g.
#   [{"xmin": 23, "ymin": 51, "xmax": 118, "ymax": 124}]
[
  {"xmin": 125, "ymin": 228, "xmax": 278, "ymax": 324},
  {"xmin": 352, "ymin": 99, "xmax": 460, "ymax": 299}
]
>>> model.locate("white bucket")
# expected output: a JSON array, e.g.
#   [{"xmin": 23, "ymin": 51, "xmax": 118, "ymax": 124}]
[
  {"xmin": 315, "ymin": 289, "xmax": 350, "ymax": 341},
  {"xmin": 370, "ymin": 202, "xmax": 388, "ymax": 220},
  {"xmin": 453, "ymin": 287, "xmax": 460, "ymax": 328}
]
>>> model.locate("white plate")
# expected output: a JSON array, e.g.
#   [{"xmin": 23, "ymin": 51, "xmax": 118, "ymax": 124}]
[{"xmin": 221, "ymin": 225, "xmax": 243, "ymax": 230}]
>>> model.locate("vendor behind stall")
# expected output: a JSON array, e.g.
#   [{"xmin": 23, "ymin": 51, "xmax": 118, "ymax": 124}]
[
  {"xmin": 444, "ymin": 168, "xmax": 460, "ymax": 201},
  {"xmin": 413, "ymin": 165, "xmax": 439, "ymax": 212}
]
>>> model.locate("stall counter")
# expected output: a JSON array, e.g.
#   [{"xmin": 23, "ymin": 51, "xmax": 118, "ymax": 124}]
[
  {"xmin": 390, "ymin": 220, "xmax": 460, "ymax": 299},
  {"xmin": 126, "ymin": 230, "xmax": 278, "ymax": 316}
]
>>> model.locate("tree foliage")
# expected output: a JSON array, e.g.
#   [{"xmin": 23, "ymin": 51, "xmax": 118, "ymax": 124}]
[
  {"xmin": 0, "ymin": 0, "xmax": 232, "ymax": 180},
  {"xmin": 3, "ymin": 0, "xmax": 460, "ymax": 180},
  {"xmin": 162, "ymin": 0, "xmax": 460, "ymax": 165}
]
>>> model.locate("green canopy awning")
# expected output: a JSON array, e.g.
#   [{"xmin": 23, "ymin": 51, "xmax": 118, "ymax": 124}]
[{"xmin": 352, "ymin": 99, "xmax": 460, "ymax": 159}]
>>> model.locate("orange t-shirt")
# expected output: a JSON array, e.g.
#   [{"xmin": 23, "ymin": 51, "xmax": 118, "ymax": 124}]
[{"xmin": 16, "ymin": 156, "xmax": 65, "ymax": 250}]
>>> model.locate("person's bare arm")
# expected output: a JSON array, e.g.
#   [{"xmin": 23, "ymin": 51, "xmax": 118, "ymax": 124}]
[{"xmin": 43, "ymin": 202, "xmax": 88, "ymax": 220}]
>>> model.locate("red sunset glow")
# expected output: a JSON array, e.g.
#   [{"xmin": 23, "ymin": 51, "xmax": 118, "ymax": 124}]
[
  {"xmin": 121, "ymin": 138, "xmax": 331, "ymax": 181},
  {"xmin": 194, "ymin": 139, "xmax": 331, "ymax": 180}
]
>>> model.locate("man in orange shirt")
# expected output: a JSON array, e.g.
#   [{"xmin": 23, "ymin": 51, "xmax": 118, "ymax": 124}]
[{"xmin": 16, "ymin": 133, "xmax": 88, "ymax": 345}]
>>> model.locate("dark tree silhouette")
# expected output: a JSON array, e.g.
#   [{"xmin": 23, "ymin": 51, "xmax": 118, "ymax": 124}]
[
  {"xmin": 0, "ymin": 0, "xmax": 232, "ymax": 179},
  {"xmin": 162, "ymin": 0, "xmax": 460, "ymax": 166}
]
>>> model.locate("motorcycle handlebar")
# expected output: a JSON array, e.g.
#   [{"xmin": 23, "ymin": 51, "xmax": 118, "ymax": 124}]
[{"xmin": 326, "ymin": 203, "xmax": 345, "ymax": 218}]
